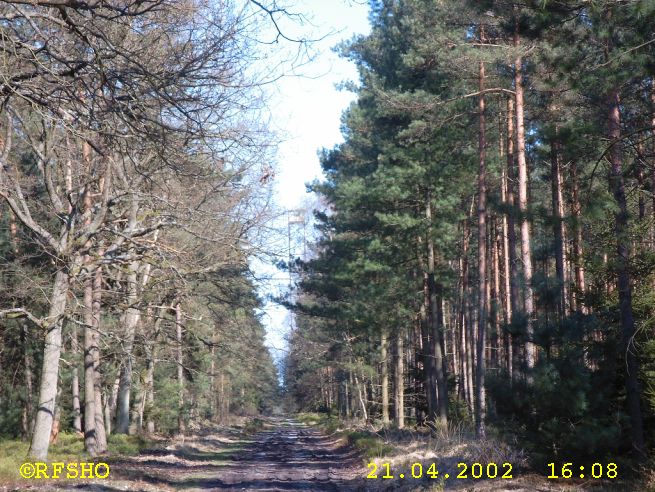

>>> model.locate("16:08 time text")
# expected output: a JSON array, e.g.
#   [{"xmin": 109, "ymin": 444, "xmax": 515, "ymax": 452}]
[{"xmin": 547, "ymin": 462, "xmax": 618, "ymax": 479}]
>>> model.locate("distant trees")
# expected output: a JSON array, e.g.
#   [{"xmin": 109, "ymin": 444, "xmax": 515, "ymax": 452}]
[
  {"xmin": 0, "ymin": 0, "xmax": 280, "ymax": 460},
  {"xmin": 287, "ymin": 0, "xmax": 655, "ymax": 465}
]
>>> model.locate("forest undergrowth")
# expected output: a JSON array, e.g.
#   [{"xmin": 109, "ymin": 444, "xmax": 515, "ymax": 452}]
[{"xmin": 299, "ymin": 412, "xmax": 649, "ymax": 491}]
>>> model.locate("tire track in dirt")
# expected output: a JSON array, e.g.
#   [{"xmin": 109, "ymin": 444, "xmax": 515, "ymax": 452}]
[{"xmin": 197, "ymin": 418, "xmax": 362, "ymax": 491}]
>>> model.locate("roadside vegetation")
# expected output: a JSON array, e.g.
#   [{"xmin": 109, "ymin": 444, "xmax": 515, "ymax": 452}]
[
  {"xmin": 0, "ymin": 433, "xmax": 154, "ymax": 481},
  {"xmin": 298, "ymin": 412, "xmax": 647, "ymax": 491}
]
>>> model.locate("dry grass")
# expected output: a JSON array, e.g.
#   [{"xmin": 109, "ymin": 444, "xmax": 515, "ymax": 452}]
[{"xmin": 338, "ymin": 421, "xmax": 645, "ymax": 492}]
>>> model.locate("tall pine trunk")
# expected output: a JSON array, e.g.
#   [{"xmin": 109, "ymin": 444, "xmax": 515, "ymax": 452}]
[
  {"xmin": 380, "ymin": 329, "xmax": 390, "ymax": 425},
  {"xmin": 514, "ymin": 29, "xmax": 535, "ymax": 369},
  {"xmin": 458, "ymin": 201, "xmax": 474, "ymax": 409},
  {"xmin": 491, "ymin": 220, "xmax": 501, "ymax": 368},
  {"xmin": 394, "ymin": 329, "xmax": 404, "ymax": 429},
  {"xmin": 475, "ymin": 56, "xmax": 487, "ymax": 438},
  {"xmin": 419, "ymin": 241, "xmax": 435, "ymax": 420},
  {"xmin": 569, "ymin": 161, "xmax": 586, "ymax": 312},
  {"xmin": 505, "ymin": 97, "xmax": 520, "ymax": 377},
  {"xmin": 426, "ymin": 193, "xmax": 448, "ymax": 426},
  {"xmin": 607, "ymin": 89, "xmax": 645, "ymax": 455},
  {"xmin": 550, "ymin": 130, "xmax": 569, "ymax": 318}
]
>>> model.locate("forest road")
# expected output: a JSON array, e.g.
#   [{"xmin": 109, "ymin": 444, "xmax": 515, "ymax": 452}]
[
  {"xmin": 47, "ymin": 417, "xmax": 366, "ymax": 492},
  {"xmin": 200, "ymin": 417, "xmax": 363, "ymax": 491}
]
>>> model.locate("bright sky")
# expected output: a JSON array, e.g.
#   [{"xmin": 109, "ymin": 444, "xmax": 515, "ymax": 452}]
[{"xmin": 252, "ymin": 1, "xmax": 370, "ymax": 369}]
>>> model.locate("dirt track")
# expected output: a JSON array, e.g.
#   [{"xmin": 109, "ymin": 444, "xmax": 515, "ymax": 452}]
[
  {"xmin": 205, "ymin": 418, "xmax": 362, "ymax": 491},
  {"xmin": 15, "ymin": 418, "xmax": 365, "ymax": 491}
]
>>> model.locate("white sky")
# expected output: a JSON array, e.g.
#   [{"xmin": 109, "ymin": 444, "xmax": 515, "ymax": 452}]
[{"xmin": 251, "ymin": 1, "xmax": 370, "ymax": 368}]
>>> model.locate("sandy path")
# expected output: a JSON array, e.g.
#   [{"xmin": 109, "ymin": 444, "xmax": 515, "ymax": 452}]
[
  {"xmin": 10, "ymin": 418, "xmax": 364, "ymax": 491},
  {"xmin": 196, "ymin": 418, "xmax": 362, "ymax": 491}
]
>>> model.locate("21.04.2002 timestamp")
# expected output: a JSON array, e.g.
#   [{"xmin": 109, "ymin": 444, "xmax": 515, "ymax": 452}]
[{"xmin": 367, "ymin": 462, "xmax": 514, "ymax": 480}]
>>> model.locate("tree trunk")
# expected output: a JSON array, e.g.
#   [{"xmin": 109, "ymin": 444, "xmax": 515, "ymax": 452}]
[
  {"xmin": 92, "ymin": 264, "xmax": 107, "ymax": 451},
  {"xmin": 607, "ymin": 89, "xmax": 645, "ymax": 456},
  {"xmin": 492, "ymin": 220, "xmax": 501, "ymax": 368},
  {"xmin": 70, "ymin": 325, "xmax": 82, "ymax": 434},
  {"xmin": 104, "ymin": 392, "xmax": 111, "ymax": 438},
  {"xmin": 468, "ymin": 286, "xmax": 476, "ymax": 408},
  {"xmin": 501, "ymin": 132, "xmax": 513, "ymax": 378},
  {"xmin": 635, "ymin": 142, "xmax": 646, "ymax": 221},
  {"xmin": 83, "ymin": 270, "xmax": 97, "ymax": 455},
  {"xmin": 143, "ymin": 312, "xmax": 161, "ymax": 433},
  {"xmin": 348, "ymin": 369, "xmax": 356, "ymax": 420},
  {"xmin": 420, "ymin": 268, "xmax": 435, "ymax": 421},
  {"xmin": 176, "ymin": 302, "xmax": 186, "ymax": 435},
  {"xmin": 457, "ymin": 199, "xmax": 473, "ymax": 408},
  {"xmin": 569, "ymin": 161, "xmax": 586, "ymax": 312},
  {"xmin": 475, "ymin": 56, "xmax": 487, "ymax": 438},
  {"xmin": 219, "ymin": 372, "xmax": 225, "ymax": 423},
  {"xmin": 354, "ymin": 373, "xmax": 368, "ymax": 422},
  {"xmin": 29, "ymin": 269, "xmax": 70, "ymax": 460},
  {"xmin": 107, "ymin": 376, "xmax": 120, "ymax": 435},
  {"xmin": 394, "ymin": 329, "xmax": 404, "ymax": 429},
  {"xmin": 380, "ymin": 329, "xmax": 390, "ymax": 425},
  {"xmin": 21, "ymin": 322, "xmax": 35, "ymax": 440},
  {"xmin": 49, "ymin": 383, "xmax": 62, "ymax": 445},
  {"xmin": 426, "ymin": 193, "xmax": 448, "ymax": 426},
  {"xmin": 457, "ymin": 286, "xmax": 468, "ymax": 404},
  {"xmin": 132, "ymin": 382, "xmax": 145, "ymax": 434},
  {"xmin": 145, "ymin": 343, "xmax": 156, "ymax": 434},
  {"xmin": 210, "ymin": 324, "xmax": 216, "ymax": 418},
  {"xmin": 131, "ymin": 319, "xmax": 148, "ymax": 435},
  {"xmin": 514, "ymin": 31, "xmax": 536, "ymax": 369},
  {"xmin": 115, "ymin": 261, "xmax": 140, "ymax": 434},
  {"xmin": 551, "ymin": 132, "xmax": 569, "ymax": 318},
  {"xmin": 506, "ymin": 97, "xmax": 520, "ymax": 377}
]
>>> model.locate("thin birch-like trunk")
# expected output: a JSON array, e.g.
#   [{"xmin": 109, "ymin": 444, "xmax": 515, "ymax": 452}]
[
  {"xmin": 70, "ymin": 325, "xmax": 82, "ymax": 434},
  {"xmin": 21, "ymin": 322, "xmax": 35, "ymax": 440},
  {"xmin": 29, "ymin": 269, "xmax": 70, "ymax": 460},
  {"xmin": 176, "ymin": 302, "xmax": 186, "ymax": 435},
  {"xmin": 115, "ymin": 261, "xmax": 140, "ymax": 434},
  {"xmin": 83, "ymin": 269, "xmax": 97, "ymax": 455},
  {"xmin": 92, "ymin": 264, "xmax": 107, "ymax": 451}
]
